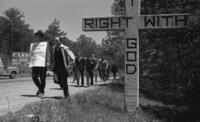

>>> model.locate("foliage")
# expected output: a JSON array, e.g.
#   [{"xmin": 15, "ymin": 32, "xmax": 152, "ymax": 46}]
[
  {"xmin": 44, "ymin": 18, "xmax": 66, "ymax": 49},
  {"xmin": 109, "ymin": 0, "xmax": 200, "ymax": 105},
  {"xmin": 139, "ymin": 0, "xmax": 200, "ymax": 105},
  {"xmin": 0, "ymin": 8, "xmax": 35, "ymax": 65},
  {"xmin": 0, "ymin": 8, "xmax": 35, "ymax": 52},
  {"xmin": 101, "ymin": 31, "xmax": 125, "ymax": 69},
  {"xmin": 74, "ymin": 34, "xmax": 99, "ymax": 57},
  {"xmin": 101, "ymin": 0, "xmax": 126, "ymax": 70}
]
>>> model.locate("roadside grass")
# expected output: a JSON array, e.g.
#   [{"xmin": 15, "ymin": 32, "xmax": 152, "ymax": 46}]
[{"xmin": 0, "ymin": 80, "xmax": 158, "ymax": 122}]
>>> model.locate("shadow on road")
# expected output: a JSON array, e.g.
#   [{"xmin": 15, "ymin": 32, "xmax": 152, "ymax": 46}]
[
  {"xmin": 49, "ymin": 88, "xmax": 62, "ymax": 90},
  {"xmin": 68, "ymin": 84, "xmax": 89, "ymax": 88},
  {"xmin": 21, "ymin": 94, "xmax": 64, "ymax": 100},
  {"xmin": 44, "ymin": 96, "xmax": 63, "ymax": 100},
  {"xmin": 21, "ymin": 94, "xmax": 37, "ymax": 97}
]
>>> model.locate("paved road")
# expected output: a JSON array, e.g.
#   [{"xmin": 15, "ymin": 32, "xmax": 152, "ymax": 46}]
[{"xmin": 0, "ymin": 76, "xmax": 98, "ymax": 116}]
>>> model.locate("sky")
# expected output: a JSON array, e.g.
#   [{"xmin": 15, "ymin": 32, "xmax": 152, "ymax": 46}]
[{"xmin": 0, "ymin": 0, "xmax": 114, "ymax": 44}]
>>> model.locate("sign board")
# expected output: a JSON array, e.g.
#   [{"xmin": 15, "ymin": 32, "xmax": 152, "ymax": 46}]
[
  {"xmin": 83, "ymin": 14, "xmax": 189, "ymax": 31},
  {"xmin": 12, "ymin": 52, "xmax": 29, "ymax": 65},
  {"xmin": 82, "ymin": 16, "xmax": 133, "ymax": 31},
  {"xmin": 29, "ymin": 42, "xmax": 48, "ymax": 67},
  {"xmin": 140, "ymin": 14, "xmax": 189, "ymax": 29},
  {"xmin": 82, "ymin": 0, "xmax": 189, "ymax": 113}
]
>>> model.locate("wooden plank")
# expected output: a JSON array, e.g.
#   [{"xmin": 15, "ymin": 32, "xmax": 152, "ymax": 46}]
[
  {"xmin": 124, "ymin": 0, "xmax": 140, "ymax": 112},
  {"xmin": 82, "ymin": 16, "xmax": 133, "ymax": 31},
  {"xmin": 140, "ymin": 14, "xmax": 189, "ymax": 29}
]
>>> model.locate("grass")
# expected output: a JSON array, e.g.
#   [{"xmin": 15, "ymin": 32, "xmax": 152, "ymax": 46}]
[
  {"xmin": 1, "ymin": 77, "xmax": 198, "ymax": 122},
  {"xmin": 0, "ymin": 81, "xmax": 159, "ymax": 122}
]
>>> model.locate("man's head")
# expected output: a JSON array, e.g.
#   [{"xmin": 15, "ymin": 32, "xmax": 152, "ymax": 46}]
[
  {"xmin": 35, "ymin": 30, "xmax": 44, "ymax": 41},
  {"xmin": 55, "ymin": 37, "xmax": 61, "ymax": 47}
]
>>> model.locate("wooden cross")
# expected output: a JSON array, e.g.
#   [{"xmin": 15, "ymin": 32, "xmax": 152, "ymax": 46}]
[{"xmin": 82, "ymin": 0, "xmax": 189, "ymax": 113}]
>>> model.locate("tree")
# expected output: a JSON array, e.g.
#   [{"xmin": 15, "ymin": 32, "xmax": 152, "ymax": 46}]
[
  {"xmin": 101, "ymin": 31, "xmax": 125, "ymax": 69},
  {"xmin": 109, "ymin": 0, "xmax": 200, "ymax": 104},
  {"xmin": 101, "ymin": 0, "xmax": 126, "ymax": 70},
  {"xmin": 74, "ymin": 34, "xmax": 98, "ymax": 57},
  {"xmin": 45, "ymin": 18, "xmax": 66, "ymax": 48},
  {"xmin": 2, "ymin": 8, "xmax": 35, "ymax": 52},
  {"xmin": 139, "ymin": 0, "xmax": 200, "ymax": 104},
  {"xmin": 0, "ymin": 8, "xmax": 35, "ymax": 65}
]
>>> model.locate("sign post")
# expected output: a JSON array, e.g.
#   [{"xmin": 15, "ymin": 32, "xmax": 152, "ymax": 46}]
[
  {"xmin": 82, "ymin": 0, "xmax": 189, "ymax": 113},
  {"xmin": 124, "ymin": 0, "xmax": 140, "ymax": 112}
]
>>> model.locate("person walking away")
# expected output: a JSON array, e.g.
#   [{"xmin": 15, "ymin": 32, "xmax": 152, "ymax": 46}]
[
  {"xmin": 111, "ymin": 63, "xmax": 118, "ymax": 80},
  {"xmin": 74, "ymin": 53, "xmax": 81, "ymax": 86},
  {"xmin": 98, "ymin": 58, "xmax": 103, "ymax": 81},
  {"xmin": 86, "ymin": 55, "xmax": 96, "ymax": 86},
  {"xmin": 91, "ymin": 53, "xmax": 98, "ymax": 82},
  {"xmin": 29, "ymin": 30, "xmax": 50, "ymax": 98},
  {"xmin": 102, "ymin": 59, "xmax": 110, "ymax": 81},
  {"xmin": 106, "ymin": 61, "xmax": 110, "ymax": 80},
  {"xmin": 51, "ymin": 37, "xmax": 70, "ymax": 98},
  {"xmin": 79, "ymin": 56, "xmax": 86, "ymax": 87}
]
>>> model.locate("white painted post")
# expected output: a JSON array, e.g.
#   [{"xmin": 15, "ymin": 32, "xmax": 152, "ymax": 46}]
[{"xmin": 124, "ymin": 0, "xmax": 140, "ymax": 112}]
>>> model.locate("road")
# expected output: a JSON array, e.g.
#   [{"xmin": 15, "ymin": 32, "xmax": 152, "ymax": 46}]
[{"xmin": 0, "ymin": 76, "xmax": 97, "ymax": 116}]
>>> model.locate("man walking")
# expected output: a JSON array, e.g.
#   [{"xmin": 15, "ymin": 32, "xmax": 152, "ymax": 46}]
[
  {"xmin": 29, "ymin": 30, "xmax": 49, "ymax": 98},
  {"xmin": 111, "ymin": 63, "xmax": 118, "ymax": 80},
  {"xmin": 51, "ymin": 37, "xmax": 70, "ymax": 98},
  {"xmin": 86, "ymin": 54, "xmax": 97, "ymax": 86},
  {"xmin": 79, "ymin": 56, "xmax": 86, "ymax": 87},
  {"xmin": 74, "ymin": 53, "xmax": 81, "ymax": 86}
]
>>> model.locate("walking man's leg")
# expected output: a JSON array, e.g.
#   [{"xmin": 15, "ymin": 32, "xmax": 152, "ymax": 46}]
[
  {"xmin": 90, "ymin": 71, "xmax": 94, "ymax": 85},
  {"xmin": 58, "ymin": 69, "xmax": 69, "ymax": 97},
  {"xmin": 75, "ymin": 70, "xmax": 80, "ymax": 86},
  {"xmin": 39, "ymin": 67, "xmax": 47, "ymax": 95},
  {"xmin": 32, "ymin": 67, "xmax": 41, "ymax": 96},
  {"xmin": 94, "ymin": 70, "xmax": 98, "ymax": 83},
  {"xmin": 86, "ymin": 71, "xmax": 90, "ymax": 86},
  {"xmin": 80, "ymin": 70, "xmax": 84, "ymax": 86}
]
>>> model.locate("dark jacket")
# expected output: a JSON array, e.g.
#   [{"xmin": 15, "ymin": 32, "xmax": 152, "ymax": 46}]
[
  {"xmin": 50, "ymin": 44, "xmax": 69, "ymax": 71},
  {"xmin": 111, "ymin": 64, "xmax": 118, "ymax": 73}
]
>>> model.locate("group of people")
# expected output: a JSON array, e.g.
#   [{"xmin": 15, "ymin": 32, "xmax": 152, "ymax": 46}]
[
  {"xmin": 30, "ymin": 30, "xmax": 118, "ymax": 99},
  {"xmin": 72, "ymin": 53, "xmax": 114, "ymax": 87}
]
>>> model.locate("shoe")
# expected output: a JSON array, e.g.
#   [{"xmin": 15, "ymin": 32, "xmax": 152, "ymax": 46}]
[{"xmin": 38, "ymin": 93, "xmax": 44, "ymax": 99}]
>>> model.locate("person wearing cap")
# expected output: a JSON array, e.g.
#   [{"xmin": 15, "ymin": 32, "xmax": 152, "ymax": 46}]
[
  {"xmin": 86, "ymin": 53, "xmax": 97, "ymax": 86},
  {"xmin": 51, "ymin": 37, "xmax": 70, "ymax": 98},
  {"xmin": 31, "ymin": 30, "xmax": 50, "ymax": 98}
]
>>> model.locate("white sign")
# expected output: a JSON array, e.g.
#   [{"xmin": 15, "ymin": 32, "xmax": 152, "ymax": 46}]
[
  {"xmin": 29, "ymin": 42, "xmax": 48, "ymax": 67},
  {"xmin": 12, "ymin": 52, "xmax": 29, "ymax": 65}
]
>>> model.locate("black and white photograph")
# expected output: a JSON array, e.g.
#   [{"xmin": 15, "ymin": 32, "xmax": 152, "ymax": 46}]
[{"xmin": 0, "ymin": 0, "xmax": 200, "ymax": 121}]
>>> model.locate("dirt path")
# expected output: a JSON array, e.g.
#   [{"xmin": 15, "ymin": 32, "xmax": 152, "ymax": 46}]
[{"xmin": 0, "ymin": 77, "xmax": 98, "ymax": 116}]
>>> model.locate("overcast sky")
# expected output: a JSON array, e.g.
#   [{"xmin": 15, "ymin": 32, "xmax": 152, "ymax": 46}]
[{"xmin": 0, "ymin": 0, "xmax": 114, "ymax": 44}]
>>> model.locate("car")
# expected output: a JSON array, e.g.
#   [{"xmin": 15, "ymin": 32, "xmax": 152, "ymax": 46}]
[{"xmin": 0, "ymin": 57, "xmax": 19, "ymax": 79}]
